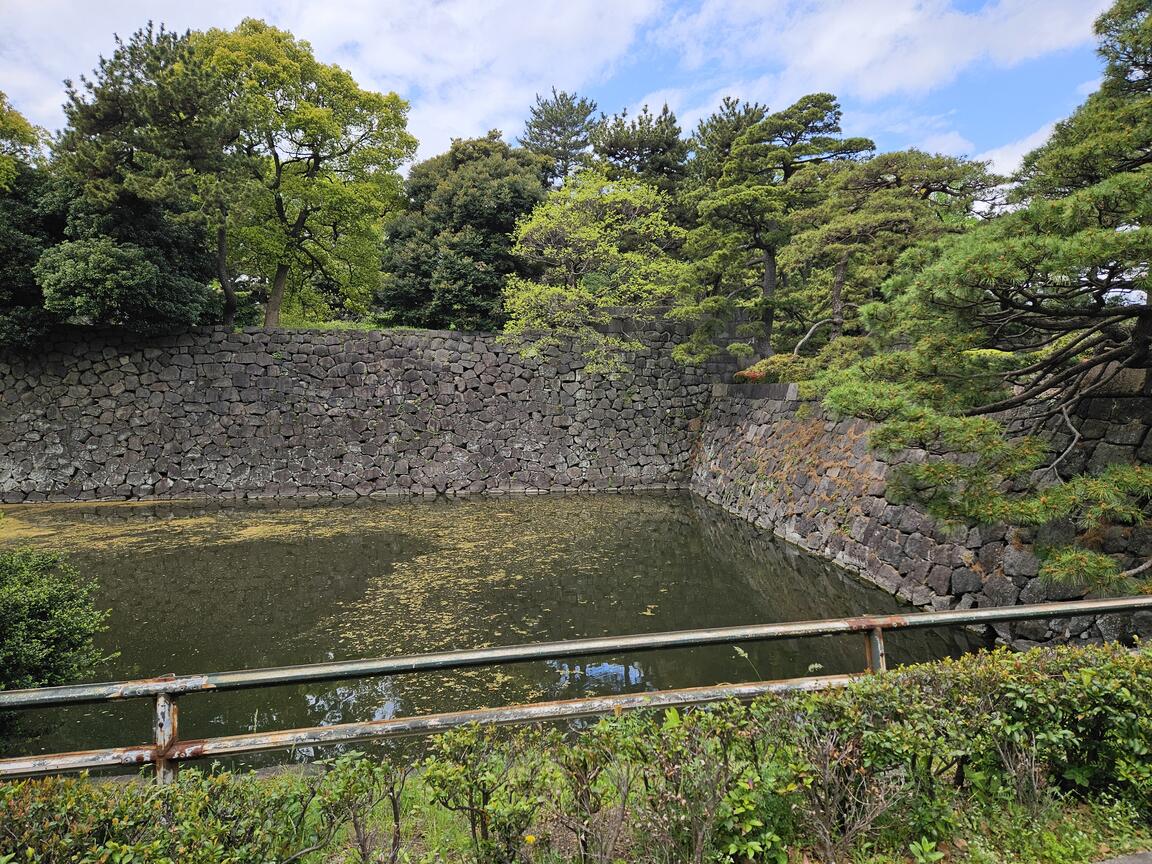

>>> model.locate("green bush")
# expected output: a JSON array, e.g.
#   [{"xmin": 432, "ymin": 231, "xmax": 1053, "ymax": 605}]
[
  {"xmin": 0, "ymin": 548, "xmax": 108, "ymax": 691},
  {"xmin": 0, "ymin": 769, "xmax": 326, "ymax": 863},
  {"xmin": 2, "ymin": 643, "xmax": 1151, "ymax": 863}
]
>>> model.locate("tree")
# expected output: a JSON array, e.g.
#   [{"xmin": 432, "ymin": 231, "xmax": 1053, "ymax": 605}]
[
  {"xmin": 590, "ymin": 104, "xmax": 690, "ymax": 196},
  {"xmin": 778, "ymin": 150, "xmax": 1001, "ymax": 352},
  {"xmin": 0, "ymin": 91, "xmax": 38, "ymax": 192},
  {"xmin": 682, "ymin": 93, "xmax": 874, "ymax": 359},
  {"xmin": 795, "ymin": 0, "xmax": 1151, "ymax": 591},
  {"xmin": 1017, "ymin": 0, "xmax": 1150, "ymax": 199},
  {"xmin": 41, "ymin": 24, "xmax": 219, "ymax": 334},
  {"xmin": 502, "ymin": 169, "xmax": 688, "ymax": 373},
  {"xmin": 0, "ymin": 94, "xmax": 63, "ymax": 347},
  {"xmin": 198, "ymin": 19, "xmax": 417, "ymax": 327},
  {"xmin": 378, "ymin": 132, "xmax": 550, "ymax": 330},
  {"xmin": 686, "ymin": 97, "xmax": 768, "ymax": 190},
  {"xmin": 519, "ymin": 88, "xmax": 598, "ymax": 184}
]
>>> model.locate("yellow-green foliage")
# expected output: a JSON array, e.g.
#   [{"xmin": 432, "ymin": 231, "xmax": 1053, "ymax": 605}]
[{"xmin": 502, "ymin": 169, "xmax": 687, "ymax": 374}]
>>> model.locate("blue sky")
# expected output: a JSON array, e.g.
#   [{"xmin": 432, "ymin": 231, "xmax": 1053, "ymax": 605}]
[{"xmin": 0, "ymin": 0, "xmax": 1110, "ymax": 173}]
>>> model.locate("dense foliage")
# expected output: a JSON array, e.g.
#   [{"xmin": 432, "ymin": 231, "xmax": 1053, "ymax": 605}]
[
  {"xmin": 43, "ymin": 25, "xmax": 229, "ymax": 334},
  {"xmin": 502, "ymin": 169, "xmax": 686, "ymax": 372},
  {"xmin": 749, "ymin": 0, "xmax": 1152, "ymax": 592},
  {"xmin": 590, "ymin": 104, "xmax": 690, "ymax": 198},
  {"xmin": 0, "ymin": 21, "xmax": 415, "ymax": 338},
  {"xmin": 0, "ymin": 549, "xmax": 107, "ymax": 692},
  {"xmin": 4, "ymin": 643, "xmax": 1151, "ymax": 863},
  {"xmin": 380, "ymin": 133, "xmax": 550, "ymax": 330},
  {"xmin": 197, "ymin": 19, "xmax": 417, "ymax": 327}
]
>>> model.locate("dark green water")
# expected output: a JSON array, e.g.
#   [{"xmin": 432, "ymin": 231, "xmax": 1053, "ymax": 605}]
[{"xmin": 1, "ymin": 494, "xmax": 983, "ymax": 765}]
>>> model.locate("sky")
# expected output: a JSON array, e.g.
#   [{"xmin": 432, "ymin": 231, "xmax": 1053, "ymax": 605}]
[{"xmin": 0, "ymin": 0, "xmax": 1111, "ymax": 174}]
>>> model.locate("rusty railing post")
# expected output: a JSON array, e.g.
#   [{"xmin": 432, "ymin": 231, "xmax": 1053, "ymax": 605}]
[
  {"xmin": 154, "ymin": 693, "xmax": 178, "ymax": 784},
  {"xmin": 865, "ymin": 627, "xmax": 887, "ymax": 673}
]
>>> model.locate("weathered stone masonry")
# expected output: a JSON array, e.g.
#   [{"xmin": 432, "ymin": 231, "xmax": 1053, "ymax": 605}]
[
  {"xmin": 0, "ymin": 326, "xmax": 735, "ymax": 502},
  {"xmin": 690, "ymin": 382, "xmax": 1152, "ymax": 644}
]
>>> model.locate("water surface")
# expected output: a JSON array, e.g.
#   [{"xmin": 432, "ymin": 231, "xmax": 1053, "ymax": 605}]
[{"xmin": 0, "ymin": 494, "xmax": 982, "ymax": 764}]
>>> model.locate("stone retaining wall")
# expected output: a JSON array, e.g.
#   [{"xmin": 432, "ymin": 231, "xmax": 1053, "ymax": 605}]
[
  {"xmin": 0, "ymin": 326, "xmax": 735, "ymax": 502},
  {"xmin": 689, "ymin": 382, "xmax": 1152, "ymax": 645}
]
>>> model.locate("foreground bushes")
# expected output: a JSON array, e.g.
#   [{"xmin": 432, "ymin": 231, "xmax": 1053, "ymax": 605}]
[{"xmin": 2, "ymin": 643, "xmax": 1151, "ymax": 863}]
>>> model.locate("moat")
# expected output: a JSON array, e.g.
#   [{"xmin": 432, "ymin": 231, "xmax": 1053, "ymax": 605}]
[{"xmin": 0, "ymin": 493, "xmax": 984, "ymax": 763}]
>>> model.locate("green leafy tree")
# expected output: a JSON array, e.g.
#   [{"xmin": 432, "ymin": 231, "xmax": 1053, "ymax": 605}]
[
  {"xmin": 0, "ymin": 549, "xmax": 108, "ymax": 691},
  {"xmin": 777, "ymin": 150, "xmax": 1001, "ymax": 352},
  {"xmin": 0, "ymin": 95, "xmax": 64, "ymax": 347},
  {"xmin": 0, "ymin": 90, "xmax": 38, "ymax": 192},
  {"xmin": 40, "ymin": 24, "xmax": 219, "ymax": 334},
  {"xmin": 681, "ymin": 93, "xmax": 874, "ymax": 359},
  {"xmin": 503, "ymin": 169, "xmax": 688, "ymax": 373},
  {"xmin": 378, "ymin": 132, "xmax": 550, "ymax": 330},
  {"xmin": 591, "ymin": 103, "xmax": 691, "ymax": 196},
  {"xmin": 198, "ymin": 18, "xmax": 417, "ymax": 327},
  {"xmin": 519, "ymin": 87, "xmax": 598, "ymax": 184},
  {"xmin": 797, "ymin": 0, "xmax": 1151, "ymax": 591}
]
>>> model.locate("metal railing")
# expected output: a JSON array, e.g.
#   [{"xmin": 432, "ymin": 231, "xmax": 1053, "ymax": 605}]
[{"xmin": 1, "ymin": 595, "xmax": 1150, "ymax": 783}]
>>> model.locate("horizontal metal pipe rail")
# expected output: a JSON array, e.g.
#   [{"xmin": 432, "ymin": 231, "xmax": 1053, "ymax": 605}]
[{"xmin": 1, "ymin": 596, "xmax": 1149, "ymax": 782}]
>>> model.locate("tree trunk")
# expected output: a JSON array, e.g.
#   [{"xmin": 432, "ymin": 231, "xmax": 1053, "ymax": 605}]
[
  {"xmin": 216, "ymin": 226, "xmax": 237, "ymax": 327},
  {"xmin": 756, "ymin": 247, "xmax": 777, "ymax": 358},
  {"xmin": 264, "ymin": 263, "xmax": 290, "ymax": 328},
  {"xmin": 829, "ymin": 252, "xmax": 849, "ymax": 340}
]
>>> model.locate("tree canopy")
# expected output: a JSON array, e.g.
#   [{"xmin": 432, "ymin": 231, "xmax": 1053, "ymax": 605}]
[
  {"xmin": 0, "ymin": 94, "xmax": 61, "ymax": 347},
  {"xmin": 198, "ymin": 19, "xmax": 417, "ymax": 327},
  {"xmin": 518, "ymin": 88, "xmax": 598, "ymax": 185},
  {"xmin": 590, "ymin": 104, "xmax": 690, "ymax": 197},
  {"xmin": 502, "ymin": 169, "xmax": 687, "ymax": 372},
  {"xmin": 379, "ymin": 132, "xmax": 550, "ymax": 330},
  {"xmin": 0, "ymin": 91, "xmax": 39, "ymax": 192},
  {"xmin": 759, "ymin": 0, "xmax": 1152, "ymax": 590},
  {"xmin": 40, "ymin": 24, "xmax": 218, "ymax": 335},
  {"xmin": 678, "ymin": 93, "xmax": 874, "ymax": 360}
]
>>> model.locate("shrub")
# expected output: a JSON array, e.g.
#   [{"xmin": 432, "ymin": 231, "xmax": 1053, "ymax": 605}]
[
  {"xmin": 0, "ymin": 548, "xmax": 108, "ymax": 691},
  {"xmin": 423, "ymin": 723, "xmax": 550, "ymax": 863},
  {"xmin": 0, "ymin": 769, "xmax": 330, "ymax": 863}
]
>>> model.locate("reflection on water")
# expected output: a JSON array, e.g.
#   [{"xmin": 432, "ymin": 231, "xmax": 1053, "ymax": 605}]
[{"xmin": 0, "ymin": 494, "xmax": 985, "ymax": 765}]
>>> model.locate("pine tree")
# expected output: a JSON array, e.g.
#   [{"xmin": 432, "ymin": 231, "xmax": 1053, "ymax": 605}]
[
  {"xmin": 590, "ymin": 103, "xmax": 690, "ymax": 196},
  {"xmin": 518, "ymin": 88, "xmax": 598, "ymax": 184},
  {"xmin": 683, "ymin": 93, "xmax": 873, "ymax": 359}
]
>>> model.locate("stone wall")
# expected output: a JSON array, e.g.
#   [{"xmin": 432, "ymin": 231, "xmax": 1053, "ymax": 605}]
[
  {"xmin": 690, "ymin": 382, "xmax": 1152, "ymax": 645},
  {"xmin": 0, "ymin": 326, "xmax": 735, "ymax": 502}
]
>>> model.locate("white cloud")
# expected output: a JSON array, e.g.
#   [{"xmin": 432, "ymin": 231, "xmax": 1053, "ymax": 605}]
[
  {"xmin": 975, "ymin": 120, "xmax": 1056, "ymax": 174},
  {"xmin": 0, "ymin": 0, "xmax": 1107, "ymax": 163},
  {"xmin": 653, "ymin": 0, "xmax": 1108, "ymax": 107},
  {"xmin": 0, "ymin": 0, "xmax": 661, "ymax": 160},
  {"xmin": 1076, "ymin": 77, "xmax": 1102, "ymax": 96},
  {"xmin": 917, "ymin": 130, "xmax": 975, "ymax": 156}
]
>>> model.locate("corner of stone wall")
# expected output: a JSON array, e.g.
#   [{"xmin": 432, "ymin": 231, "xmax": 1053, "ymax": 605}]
[{"xmin": 688, "ymin": 382, "xmax": 1152, "ymax": 646}]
